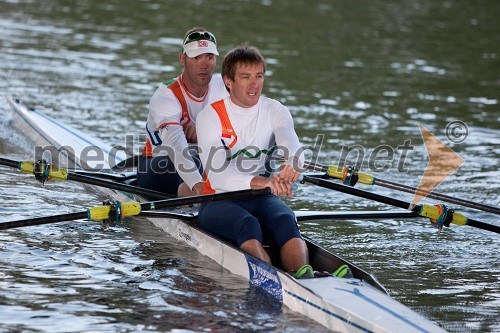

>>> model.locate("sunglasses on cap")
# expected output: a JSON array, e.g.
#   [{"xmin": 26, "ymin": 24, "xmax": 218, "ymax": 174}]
[{"xmin": 184, "ymin": 31, "xmax": 217, "ymax": 45}]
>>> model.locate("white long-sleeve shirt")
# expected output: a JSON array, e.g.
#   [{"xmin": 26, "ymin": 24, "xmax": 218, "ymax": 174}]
[
  {"xmin": 144, "ymin": 75, "xmax": 229, "ymax": 189},
  {"xmin": 196, "ymin": 96, "xmax": 304, "ymax": 193}
]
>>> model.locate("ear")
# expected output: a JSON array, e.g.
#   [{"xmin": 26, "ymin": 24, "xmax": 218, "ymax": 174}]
[
  {"xmin": 179, "ymin": 53, "xmax": 186, "ymax": 66},
  {"xmin": 223, "ymin": 76, "xmax": 232, "ymax": 90}
]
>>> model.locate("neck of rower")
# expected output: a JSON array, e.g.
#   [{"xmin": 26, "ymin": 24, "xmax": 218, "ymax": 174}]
[{"xmin": 180, "ymin": 73, "xmax": 207, "ymax": 98}]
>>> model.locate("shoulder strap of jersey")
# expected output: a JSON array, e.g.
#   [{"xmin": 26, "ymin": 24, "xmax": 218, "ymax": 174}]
[
  {"xmin": 202, "ymin": 100, "xmax": 238, "ymax": 195},
  {"xmin": 166, "ymin": 79, "xmax": 190, "ymax": 127},
  {"xmin": 211, "ymin": 100, "xmax": 237, "ymax": 149},
  {"xmin": 142, "ymin": 79, "xmax": 189, "ymax": 157}
]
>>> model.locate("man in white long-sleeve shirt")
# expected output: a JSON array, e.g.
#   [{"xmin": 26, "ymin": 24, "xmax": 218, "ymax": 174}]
[
  {"xmin": 196, "ymin": 45, "xmax": 314, "ymax": 279},
  {"xmin": 137, "ymin": 27, "xmax": 229, "ymax": 197}
]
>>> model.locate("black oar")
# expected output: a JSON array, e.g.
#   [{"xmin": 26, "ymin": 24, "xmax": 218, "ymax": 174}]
[
  {"xmin": 0, "ymin": 157, "xmax": 173, "ymax": 200},
  {"xmin": 299, "ymin": 160, "xmax": 500, "ymax": 215},
  {"xmin": 111, "ymin": 155, "xmax": 140, "ymax": 171},
  {"xmin": 139, "ymin": 210, "xmax": 198, "ymax": 222},
  {"xmin": 73, "ymin": 170, "xmax": 137, "ymax": 182},
  {"xmin": 139, "ymin": 209, "xmax": 419, "ymax": 222},
  {"xmin": 302, "ymin": 175, "xmax": 499, "ymax": 233},
  {"xmin": 294, "ymin": 210, "xmax": 418, "ymax": 222},
  {"xmin": 0, "ymin": 188, "xmax": 272, "ymax": 230}
]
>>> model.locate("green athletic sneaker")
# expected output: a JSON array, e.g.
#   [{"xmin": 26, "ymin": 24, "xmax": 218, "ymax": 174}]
[
  {"xmin": 292, "ymin": 264, "xmax": 314, "ymax": 279},
  {"xmin": 332, "ymin": 264, "xmax": 353, "ymax": 278}
]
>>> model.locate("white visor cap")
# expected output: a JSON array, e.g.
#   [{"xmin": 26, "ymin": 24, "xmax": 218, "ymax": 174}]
[{"xmin": 183, "ymin": 40, "xmax": 219, "ymax": 58}]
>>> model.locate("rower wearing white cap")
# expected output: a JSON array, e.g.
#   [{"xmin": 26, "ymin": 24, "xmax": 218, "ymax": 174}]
[{"xmin": 138, "ymin": 27, "xmax": 229, "ymax": 197}]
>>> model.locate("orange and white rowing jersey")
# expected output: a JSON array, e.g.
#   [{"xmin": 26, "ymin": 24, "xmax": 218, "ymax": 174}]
[
  {"xmin": 143, "ymin": 74, "xmax": 228, "ymax": 189},
  {"xmin": 196, "ymin": 96, "xmax": 304, "ymax": 193}
]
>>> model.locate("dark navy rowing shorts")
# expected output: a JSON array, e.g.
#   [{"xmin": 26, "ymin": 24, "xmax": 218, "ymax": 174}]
[
  {"xmin": 137, "ymin": 155, "xmax": 201, "ymax": 196},
  {"xmin": 198, "ymin": 194, "xmax": 301, "ymax": 248}
]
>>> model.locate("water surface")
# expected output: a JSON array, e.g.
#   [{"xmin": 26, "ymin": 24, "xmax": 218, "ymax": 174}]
[{"xmin": 0, "ymin": 1, "xmax": 499, "ymax": 332}]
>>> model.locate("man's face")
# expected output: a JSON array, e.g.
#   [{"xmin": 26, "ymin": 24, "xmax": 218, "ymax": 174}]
[
  {"xmin": 225, "ymin": 62, "xmax": 264, "ymax": 108},
  {"xmin": 181, "ymin": 53, "xmax": 216, "ymax": 87}
]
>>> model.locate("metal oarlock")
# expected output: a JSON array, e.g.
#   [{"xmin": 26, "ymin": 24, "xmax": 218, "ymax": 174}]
[
  {"xmin": 342, "ymin": 165, "xmax": 359, "ymax": 186},
  {"xmin": 102, "ymin": 200, "xmax": 123, "ymax": 223},
  {"xmin": 33, "ymin": 159, "xmax": 51, "ymax": 184},
  {"xmin": 429, "ymin": 204, "xmax": 455, "ymax": 231}
]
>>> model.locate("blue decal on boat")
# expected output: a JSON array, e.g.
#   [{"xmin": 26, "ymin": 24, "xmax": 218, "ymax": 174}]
[{"xmin": 246, "ymin": 255, "xmax": 283, "ymax": 303}]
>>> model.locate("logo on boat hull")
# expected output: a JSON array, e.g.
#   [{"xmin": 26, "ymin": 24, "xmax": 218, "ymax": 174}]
[
  {"xmin": 177, "ymin": 227, "xmax": 199, "ymax": 247},
  {"xmin": 246, "ymin": 255, "xmax": 283, "ymax": 303}
]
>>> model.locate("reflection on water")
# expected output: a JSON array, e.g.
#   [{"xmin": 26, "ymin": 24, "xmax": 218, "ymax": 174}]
[{"xmin": 0, "ymin": 0, "xmax": 499, "ymax": 331}]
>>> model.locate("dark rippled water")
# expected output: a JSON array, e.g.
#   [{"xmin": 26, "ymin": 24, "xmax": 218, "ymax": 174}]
[{"xmin": 0, "ymin": 1, "xmax": 499, "ymax": 332}]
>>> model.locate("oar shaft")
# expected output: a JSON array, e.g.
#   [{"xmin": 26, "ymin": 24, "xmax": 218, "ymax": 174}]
[
  {"xmin": 302, "ymin": 175, "xmax": 500, "ymax": 233},
  {"xmin": 0, "ymin": 157, "xmax": 174, "ymax": 200},
  {"xmin": 300, "ymin": 159, "xmax": 499, "ymax": 215},
  {"xmin": 467, "ymin": 219, "xmax": 500, "ymax": 233},
  {"xmin": 67, "ymin": 173, "xmax": 173, "ymax": 200},
  {"xmin": 295, "ymin": 210, "xmax": 419, "ymax": 222},
  {"xmin": 1, "ymin": 188, "xmax": 273, "ymax": 230},
  {"xmin": 0, "ymin": 212, "xmax": 87, "ymax": 230},
  {"xmin": 303, "ymin": 176, "xmax": 412, "ymax": 210},
  {"xmin": 140, "ymin": 188, "xmax": 272, "ymax": 211},
  {"xmin": 303, "ymin": 161, "xmax": 328, "ymax": 173},
  {"xmin": 0, "ymin": 157, "xmax": 20, "ymax": 169},
  {"xmin": 374, "ymin": 178, "xmax": 500, "ymax": 215},
  {"xmin": 139, "ymin": 211, "xmax": 197, "ymax": 222}
]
